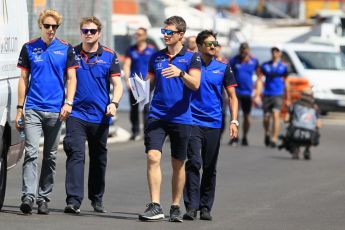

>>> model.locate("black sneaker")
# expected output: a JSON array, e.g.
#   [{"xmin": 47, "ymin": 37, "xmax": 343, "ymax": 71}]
[
  {"xmin": 229, "ymin": 138, "xmax": 238, "ymax": 146},
  {"xmin": 139, "ymin": 203, "xmax": 165, "ymax": 221},
  {"xmin": 64, "ymin": 204, "xmax": 81, "ymax": 214},
  {"xmin": 91, "ymin": 201, "xmax": 107, "ymax": 213},
  {"xmin": 200, "ymin": 207, "xmax": 212, "ymax": 221},
  {"xmin": 304, "ymin": 148, "xmax": 311, "ymax": 160},
  {"xmin": 183, "ymin": 208, "xmax": 197, "ymax": 220},
  {"xmin": 241, "ymin": 137, "xmax": 249, "ymax": 146},
  {"xmin": 20, "ymin": 198, "xmax": 33, "ymax": 214},
  {"xmin": 169, "ymin": 205, "xmax": 183, "ymax": 222},
  {"xmin": 270, "ymin": 141, "xmax": 277, "ymax": 148},
  {"xmin": 264, "ymin": 135, "xmax": 271, "ymax": 147},
  {"xmin": 129, "ymin": 133, "xmax": 141, "ymax": 141},
  {"xmin": 37, "ymin": 200, "xmax": 49, "ymax": 215}
]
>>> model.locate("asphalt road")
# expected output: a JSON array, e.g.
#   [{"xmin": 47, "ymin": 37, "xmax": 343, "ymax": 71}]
[{"xmin": 1, "ymin": 112, "xmax": 345, "ymax": 230}]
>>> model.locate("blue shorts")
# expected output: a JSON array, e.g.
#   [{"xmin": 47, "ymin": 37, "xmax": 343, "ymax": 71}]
[{"xmin": 144, "ymin": 118, "xmax": 192, "ymax": 161}]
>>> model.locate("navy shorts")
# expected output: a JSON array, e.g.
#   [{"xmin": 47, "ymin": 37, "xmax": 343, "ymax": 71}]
[
  {"xmin": 144, "ymin": 118, "xmax": 192, "ymax": 161},
  {"xmin": 263, "ymin": 95, "xmax": 283, "ymax": 114},
  {"xmin": 238, "ymin": 95, "xmax": 252, "ymax": 114}
]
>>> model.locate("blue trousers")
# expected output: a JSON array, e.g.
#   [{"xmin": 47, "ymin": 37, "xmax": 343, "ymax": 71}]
[
  {"xmin": 63, "ymin": 117, "xmax": 109, "ymax": 207},
  {"xmin": 184, "ymin": 125, "xmax": 221, "ymax": 211}
]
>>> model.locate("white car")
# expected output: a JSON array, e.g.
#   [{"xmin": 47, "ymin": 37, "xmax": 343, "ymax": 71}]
[
  {"xmin": 0, "ymin": 0, "xmax": 28, "ymax": 209},
  {"xmin": 248, "ymin": 42, "xmax": 345, "ymax": 115}
]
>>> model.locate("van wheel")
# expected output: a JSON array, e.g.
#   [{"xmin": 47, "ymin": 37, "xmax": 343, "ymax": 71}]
[
  {"xmin": 0, "ymin": 133, "xmax": 7, "ymax": 211},
  {"xmin": 320, "ymin": 110, "xmax": 328, "ymax": 116}
]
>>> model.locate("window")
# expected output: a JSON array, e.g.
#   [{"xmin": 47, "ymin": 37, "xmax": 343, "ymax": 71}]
[
  {"xmin": 295, "ymin": 51, "xmax": 345, "ymax": 70},
  {"xmin": 281, "ymin": 52, "xmax": 297, "ymax": 74}
]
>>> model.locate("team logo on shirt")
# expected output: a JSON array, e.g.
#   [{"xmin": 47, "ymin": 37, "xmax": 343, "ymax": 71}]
[
  {"xmin": 32, "ymin": 47, "xmax": 43, "ymax": 55},
  {"xmin": 178, "ymin": 59, "xmax": 188, "ymax": 63},
  {"xmin": 195, "ymin": 56, "xmax": 201, "ymax": 62},
  {"xmin": 34, "ymin": 55, "xmax": 43, "ymax": 63},
  {"xmin": 53, "ymin": 50, "xmax": 65, "ymax": 55},
  {"xmin": 154, "ymin": 55, "xmax": 166, "ymax": 62},
  {"xmin": 212, "ymin": 70, "xmax": 224, "ymax": 74}
]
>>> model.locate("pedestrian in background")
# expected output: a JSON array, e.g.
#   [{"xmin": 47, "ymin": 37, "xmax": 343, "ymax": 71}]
[
  {"xmin": 123, "ymin": 27, "xmax": 156, "ymax": 140},
  {"xmin": 186, "ymin": 35, "xmax": 198, "ymax": 52},
  {"xmin": 229, "ymin": 42, "xmax": 261, "ymax": 146},
  {"xmin": 63, "ymin": 16, "xmax": 123, "ymax": 214},
  {"xmin": 183, "ymin": 30, "xmax": 238, "ymax": 221},
  {"xmin": 258, "ymin": 46, "xmax": 290, "ymax": 147},
  {"xmin": 139, "ymin": 16, "xmax": 201, "ymax": 222},
  {"xmin": 16, "ymin": 9, "xmax": 78, "ymax": 215}
]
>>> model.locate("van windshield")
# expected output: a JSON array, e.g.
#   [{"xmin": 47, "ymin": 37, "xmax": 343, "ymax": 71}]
[{"xmin": 296, "ymin": 51, "xmax": 345, "ymax": 70}]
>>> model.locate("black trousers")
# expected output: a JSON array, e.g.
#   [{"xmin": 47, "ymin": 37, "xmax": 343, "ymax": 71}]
[
  {"xmin": 63, "ymin": 117, "xmax": 109, "ymax": 207},
  {"xmin": 129, "ymin": 90, "xmax": 149, "ymax": 135},
  {"xmin": 184, "ymin": 125, "xmax": 221, "ymax": 211}
]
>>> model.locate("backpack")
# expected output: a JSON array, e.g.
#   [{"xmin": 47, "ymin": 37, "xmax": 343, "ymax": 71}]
[{"xmin": 287, "ymin": 103, "xmax": 319, "ymax": 145}]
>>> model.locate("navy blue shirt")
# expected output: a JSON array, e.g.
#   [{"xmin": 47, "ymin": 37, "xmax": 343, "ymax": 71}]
[
  {"xmin": 229, "ymin": 55, "xmax": 259, "ymax": 96},
  {"xmin": 71, "ymin": 44, "xmax": 121, "ymax": 124},
  {"xmin": 17, "ymin": 37, "xmax": 79, "ymax": 112},
  {"xmin": 192, "ymin": 58, "xmax": 237, "ymax": 128},
  {"xmin": 148, "ymin": 46, "xmax": 201, "ymax": 124},
  {"xmin": 261, "ymin": 60, "xmax": 288, "ymax": 96},
  {"xmin": 125, "ymin": 44, "xmax": 156, "ymax": 79}
]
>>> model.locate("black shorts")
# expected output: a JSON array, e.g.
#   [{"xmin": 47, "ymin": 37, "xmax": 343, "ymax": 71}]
[
  {"xmin": 237, "ymin": 95, "xmax": 252, "ymax": 114},
  {"xmin": 144, "ymin": 118, "xmax": 192, "ymax": 161},
  {"xmin": 263, "ymin": 95, "xmax": 283, "ymax": 114}
]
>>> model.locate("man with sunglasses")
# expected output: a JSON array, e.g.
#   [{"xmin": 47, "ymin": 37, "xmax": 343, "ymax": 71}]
[
  {"xmin": 123, "ymin": 27, "xmax": 156, "ymax": 141},
  {"xmin": 16, "ymin": 9, "xmax": 78, "ymax": 215},
  {"xmin": 229, "ymin": 42, "xmax": 261, "ymax": 146},
  {"xmin": 63, "ymin": 16, "xmax": 123, "ymax": 214},
  {"xmin": 139, "ymin": 16, "xmax": 201, "ymax": 222},
  {"xmin": 183, "ymin": 30, "xmax": 238, "ymax": 221}
]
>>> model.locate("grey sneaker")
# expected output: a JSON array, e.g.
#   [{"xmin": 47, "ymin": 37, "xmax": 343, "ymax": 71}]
[
  {"xmin": 139, "ymin": 203, "xmax": 165, "ymax": 221},
  {"xmin": 91, "ymin": 201, "xmax": 107, "ymax": 213},
  {"xmin": 64, "ymin": 204, "xmax": 80, "ymax": 214},
  {"xmin": 200, "ymin": 207, "xmax": 212, "ymax": 221},
  {"xmin": 37, "ymin": 200, "xmax": 49, "ymax": 215},
  {"xmin": 169, "ymin": 205, "xmax": 183, "ymax": 222},
  {"xmin": 183, "ymin": 208, "xmax": 197, "ymax": 220},
  {"xmin": 20, "ymin": 198, "xmax": 33, "ymax": 214}
]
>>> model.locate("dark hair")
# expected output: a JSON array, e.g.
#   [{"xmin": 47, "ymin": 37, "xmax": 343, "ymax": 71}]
[
  {"xmin": 239, "ymin": 42, "xmax": 249, "ymax": 50},
  {"xmin": 196, "ymin": 30, "xmax": 217, "ymax": 45},
  {"xmin": 80, "ymin": 16, "xmax": 102, "ymax": 32},
  {"xmin": 164, "ymin": 16, "xmax": 186, "ymax": 33},
  {"xmin": 137, "ymin": 27, "xmax": 147, "ymax": 34},
  {"xmin": 271, "ymin": 46, "xmax": 280, "ymax": 52}
]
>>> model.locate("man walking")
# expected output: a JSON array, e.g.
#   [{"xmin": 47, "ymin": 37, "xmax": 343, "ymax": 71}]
[
  {"xmin": 123, "ymin": 27, "xmax": 156, "ymax": 140},
  {"xmin": 259, "ymin": 46, "xmax": 289, "ymax": 147},
  {"xmin": 229, "ymin": 42, "xmax": 261, "ymax": 146},
  {"xmin": 183, "ymin": 30, "xmax": 238, "ymax": 221},
  {"xmin": 63, "ymin": 16, "xmax": 123, "ymax": 214},
  {"xmin": 16, "ymin": 9, "xmax": 78, "ymax": 214},
  {"xmin": 138, "ymin": 16, "xmax": 201, "ymax": 222}
]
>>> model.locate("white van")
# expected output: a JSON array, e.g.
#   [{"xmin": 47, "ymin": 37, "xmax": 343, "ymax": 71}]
[
  {"xmin": 246, "ymin": 42, "xmax": 345, "ymax": 115},
  {"xmin": 0, "ymin": 0, "xmax": 28, "ymax": 209}
]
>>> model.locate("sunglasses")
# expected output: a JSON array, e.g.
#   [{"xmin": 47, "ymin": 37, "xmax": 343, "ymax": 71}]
[
  {"xmin": 161, "ymin": 28, "xmax": 180, "ymax": 36},
  {"xmin": 203, "ymin": 41, "xmax": 219, "ymax": 47},
  {"xmin": 43, "ymin": 23, "xmax": 59, "ymax": 30},
  {"xmin": 81, "ymin": 28, "xmax": 98, "ymax": 35}
]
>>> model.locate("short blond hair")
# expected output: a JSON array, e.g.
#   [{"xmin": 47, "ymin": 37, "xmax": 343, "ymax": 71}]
[
  {"xmin": 37, "ymin": 9, "xmax": 63, "ymax": 26},
  {"xmin": 79, "ymin": 16, "xmax": 102, "ymax": 32}
]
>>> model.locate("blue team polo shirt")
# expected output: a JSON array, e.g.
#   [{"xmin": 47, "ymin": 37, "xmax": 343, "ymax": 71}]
[
  {"xmin": 17, "ymin": 37, "xmax": 79, "ymax": 112},
  {"xmin": 125, "ymin": 44, "xmax": 156, "ymax": 79},
  {"xmin": 229, "ymin": 55, "xmax": 259, "ymax": 96},
  {"xmin": 192, "ymin": 58, "xmax": 237, "ymax": 128},
  {"xmin": 70, "ymin": 44, "xmax": 121, "ymax": 124},
  {"xmin": 261, "ymin": 60, "xmax": 288, "ymax": 96},
  {"xmin": 148, "ymin": 46, "xmax": 201, "ymax": 124}
]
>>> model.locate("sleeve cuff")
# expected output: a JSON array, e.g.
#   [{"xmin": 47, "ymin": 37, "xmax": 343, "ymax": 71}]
[
  {"xmin": 67, "ymin": 65, "xmax": 79, "ymax": 70},
  {"xmin": 17, "ymin": 65, "xmax": 29, "ymax": 71},
  {"xmin": 226, "ymin": 84, "xmax": 238, "ymax": 88}
]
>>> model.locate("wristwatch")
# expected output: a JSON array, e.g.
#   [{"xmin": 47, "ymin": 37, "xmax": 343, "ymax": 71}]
[
  {"xmin": 111, "ymin": 101, "xmax": 119, "ymax": 108},
  {"xmin": 179, "ymin": 70, "xmax": 185, "ymax": 78},
  {"xmin": 230, "ymin": 120, "xmax": 239, "ymax": 127},
  {"xmin": 65, "ymin": 100, "xmax": 73, "ymax": 106}
]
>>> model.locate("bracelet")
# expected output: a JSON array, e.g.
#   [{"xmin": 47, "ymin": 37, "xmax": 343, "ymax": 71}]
[
  {"xmin": 111, "ymin": 101, "xmax": 119, "ymax": 108},
  {"xmin": 17, "ymin": 105, "xmax": 24, "ymax": 109}
]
